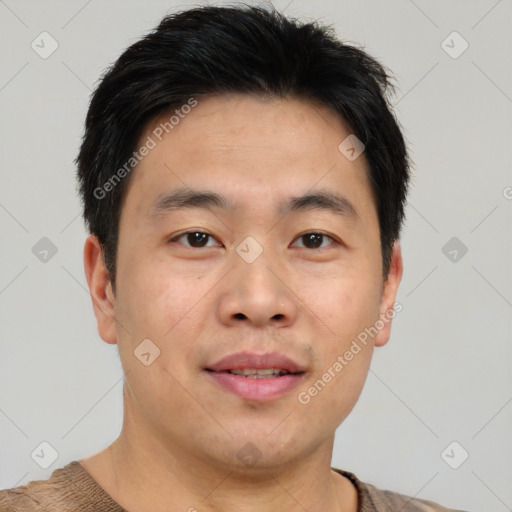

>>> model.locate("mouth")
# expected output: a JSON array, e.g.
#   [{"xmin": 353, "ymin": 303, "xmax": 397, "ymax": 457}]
[
  {"xmin": 204, "ymin": 352, "xmax": 307, "ymax": 401},
  {"xmin": 209, "ymin": 368, "xmax": 299, "ymax": 378}
]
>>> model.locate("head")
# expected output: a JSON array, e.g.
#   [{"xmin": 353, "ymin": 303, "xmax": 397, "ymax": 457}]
[{"xmin": 78, "ymin": 4, "xmax": 410, "ymax": 472}]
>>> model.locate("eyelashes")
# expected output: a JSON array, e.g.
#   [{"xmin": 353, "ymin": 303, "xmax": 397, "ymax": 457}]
[{"xmin": 168, "ymin": 231, "xmax": 338, "ymax": 250}]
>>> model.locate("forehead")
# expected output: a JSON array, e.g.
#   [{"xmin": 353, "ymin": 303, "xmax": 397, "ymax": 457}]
[
  {"xmin": 143, "ymin": 93, "xmax": 358, "ymax": 162},
  {"xmin": 122, "ymin": 93, "xmax": 373, "ymax": 220}
]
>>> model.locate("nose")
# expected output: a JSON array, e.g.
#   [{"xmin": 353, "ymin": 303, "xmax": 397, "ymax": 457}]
[{"xmin": 216, "ymin": 250, "xmax": 298, "ymax": 328}]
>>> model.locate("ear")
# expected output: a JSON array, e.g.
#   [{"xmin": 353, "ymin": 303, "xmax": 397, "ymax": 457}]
[
  {"xmin": 374, "ymin": 241, "xmax": 403, "ymax": 348},
  {"xmin": 83, "ymin": 235, "xmax": 117, "ymax": 345}
]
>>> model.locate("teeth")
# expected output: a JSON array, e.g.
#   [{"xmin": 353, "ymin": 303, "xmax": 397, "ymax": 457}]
[{"xmin": 229, "ymin": 368, "xmax": 289, "ymax": 378}]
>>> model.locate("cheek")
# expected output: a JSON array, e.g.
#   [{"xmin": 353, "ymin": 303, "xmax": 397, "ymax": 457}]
[
  {"xmin": 116, "ymin": 251, "xmax": 200, "ymax": 336},
  {"xmin": 308, "ymin": 270, "xmax": 382, "ymax": 345},
  {"xmin": 299, "ymin": 270, "xmax": 381, "ymax": 416},
  {"xmin": 115, "ymin": 254, "xmax": 218, "ymax": 382},
  {"xmin": 295, "ymin": 343, "xmax": 373, "ymax": 433},
  {"xmin": 113, "ymin": 264, "xmax": 202, "ymax": 416},
  {"xmin": 301, "ymin": 286, "xmax": 377, "ymax": 419}
]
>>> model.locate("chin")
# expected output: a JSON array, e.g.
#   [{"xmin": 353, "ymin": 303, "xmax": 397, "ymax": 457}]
[{"xmin": 197, "ymin": 427, "xmax": 312, "ymax": 473}]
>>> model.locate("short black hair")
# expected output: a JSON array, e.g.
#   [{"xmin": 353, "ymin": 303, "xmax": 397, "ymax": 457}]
[{"xmin": 76, "ymin": 3, "xmax": 411, "ymax": 292}]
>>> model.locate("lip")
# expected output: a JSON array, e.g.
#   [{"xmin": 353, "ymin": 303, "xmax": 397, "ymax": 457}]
[
  {"xmin": 205, "ymin": 351, "xmax": 307, "ymax": 402},
  {"xmin": 206, "ymin": 351, "xmax": 306, "ymax": 373}
]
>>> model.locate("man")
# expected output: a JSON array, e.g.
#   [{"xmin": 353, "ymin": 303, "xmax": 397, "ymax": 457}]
[{"xmin": 0, "ymin": 4, "xmax": 466, "ymax": 511}]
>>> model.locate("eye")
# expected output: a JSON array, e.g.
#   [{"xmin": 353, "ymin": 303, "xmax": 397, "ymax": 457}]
[
  {"xmin": 292, "ymin": 232, "xmax": 337, "ymax": 250},
  {"xmin": 168, "ymin": 230, "xmax": 338, "ymax": 250},
  {"xmin": 168, "ymin": 231, "xmax": 221, "ymax": 248}
]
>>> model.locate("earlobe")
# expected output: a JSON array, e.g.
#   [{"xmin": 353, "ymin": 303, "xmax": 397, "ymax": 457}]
[
  {"xmin": 83, "ymin": 235, "xmax": 118, "ymax": 345},
  {"xmin": 374, "ymin": 241, "xmax": 403, "ymax": 348}
]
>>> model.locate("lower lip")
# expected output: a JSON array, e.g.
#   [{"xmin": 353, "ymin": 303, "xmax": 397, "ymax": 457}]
[{"xmin": 206, "ymin": 371, "xmax": 305, "ymax": 401}]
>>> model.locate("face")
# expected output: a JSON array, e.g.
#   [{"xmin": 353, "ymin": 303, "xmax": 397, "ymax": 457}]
[{"xmin": 86, "ymin": 93, "xmax": 402, "ymax": 471}]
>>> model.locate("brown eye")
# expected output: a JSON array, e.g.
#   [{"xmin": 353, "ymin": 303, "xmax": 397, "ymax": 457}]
[
  {"xmin": 170, "ymin": 231, "xmax": 219, "ymax": 248},
  {"xmin": 293, "ymin": 232, "xmax": 336, "ymax": 250}
]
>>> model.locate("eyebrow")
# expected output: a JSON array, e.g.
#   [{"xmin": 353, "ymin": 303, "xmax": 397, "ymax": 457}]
[{"xmin": 149, "ymin": 187, "xmax": 358, "ymax": 220}]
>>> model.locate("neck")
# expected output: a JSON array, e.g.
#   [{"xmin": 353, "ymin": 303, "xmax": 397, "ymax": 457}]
[
  {"xmin": 109, "ymin": 437, "xmax": 357, "ymax": 512},
  {"xmin": 81, "ymin": 397, "xmax": 358, "ymax": 512}
]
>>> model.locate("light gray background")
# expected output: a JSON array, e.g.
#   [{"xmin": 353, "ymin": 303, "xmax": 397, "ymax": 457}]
[{"xmin": 1, "ymin": 1, "xmax": 511, "ymax": 511}]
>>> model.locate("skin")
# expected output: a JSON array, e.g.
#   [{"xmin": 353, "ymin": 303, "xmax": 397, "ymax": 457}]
[{"xmin": 81, "ymin": 93, "xmax": 402, "ymax": 512}]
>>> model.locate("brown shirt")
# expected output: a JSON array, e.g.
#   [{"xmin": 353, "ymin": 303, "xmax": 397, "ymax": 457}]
[{"xmin": 0, "ymin": 461, "xmax": 467, "ymax": 511}]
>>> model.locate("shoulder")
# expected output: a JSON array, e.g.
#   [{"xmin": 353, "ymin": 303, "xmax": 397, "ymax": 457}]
[
  {"xmin": 0, "ymin": 461, "xmax": 98, "ymax": 512},
  {"xmin": 333, "ymin": 468, "xmax": 469, "ymax": 512},
  {"xmin": 362, "ymin": 481, "xmax": 469, "ymax": 512}
]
